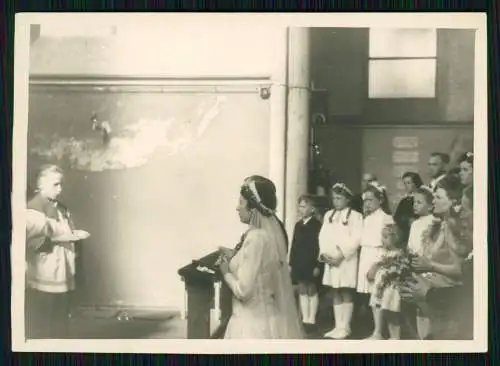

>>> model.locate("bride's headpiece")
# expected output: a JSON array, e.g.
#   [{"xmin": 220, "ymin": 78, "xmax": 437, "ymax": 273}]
[{"xmin": 241, "ymin": 176, "xmax": 276, "ymax": 217}]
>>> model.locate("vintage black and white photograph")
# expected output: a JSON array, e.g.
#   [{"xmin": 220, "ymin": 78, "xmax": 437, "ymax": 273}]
[{"xmin": 11, "ymin": 13, "xmax": 487, "ymax": 353}]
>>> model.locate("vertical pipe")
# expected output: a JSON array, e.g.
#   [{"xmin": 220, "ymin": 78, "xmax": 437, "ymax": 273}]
[
  {"xmin": 284, "ymin": 27, "xmax": 311, "ymax": 240},
  {"xmin": 269, "ymin": 28, "xmax": 289, "ymax": 220}
]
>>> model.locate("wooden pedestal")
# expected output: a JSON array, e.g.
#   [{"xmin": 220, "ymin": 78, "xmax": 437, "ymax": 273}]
[{"xmin": 178, "ymin": 250, "xmax": 232, "ymax": 339}]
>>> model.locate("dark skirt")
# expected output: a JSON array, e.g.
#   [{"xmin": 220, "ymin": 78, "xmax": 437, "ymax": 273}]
[
  {"xmin": 25, "ymin": 288, "xmax": 71, "ymax": 339},
  {"xmin": 460, "ymin": 260, "xmax": 474, "ymax": 339},
  {"xmin": 291, "ymin": 263, "xmax": 324, "ymax": 287}
]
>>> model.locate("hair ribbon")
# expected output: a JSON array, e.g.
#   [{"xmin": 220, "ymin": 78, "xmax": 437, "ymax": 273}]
[{"xmin": 332, "ymin": 182, "xmax": 353, "ymax": 196}]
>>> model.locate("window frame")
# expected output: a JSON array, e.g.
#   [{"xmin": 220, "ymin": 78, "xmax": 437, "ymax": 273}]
[{"xmin": 367, "ymin": 28, "xmax": 438, "ymax": 100}]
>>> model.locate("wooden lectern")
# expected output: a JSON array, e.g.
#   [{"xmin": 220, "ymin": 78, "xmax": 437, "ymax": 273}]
[{"xmin": 178, "ymin": 250, "xmax": 232, "ymax": 339}]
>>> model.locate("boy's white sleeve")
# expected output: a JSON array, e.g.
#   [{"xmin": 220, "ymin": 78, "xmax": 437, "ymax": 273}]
[{"xmin": 26, "ymin": 209, "xmax": 50, "ymax": 251}]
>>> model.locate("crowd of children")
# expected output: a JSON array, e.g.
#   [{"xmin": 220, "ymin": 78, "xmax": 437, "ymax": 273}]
[{"xmin": 289, "ymin": 151, "xmax": 474, "ymax": 340}]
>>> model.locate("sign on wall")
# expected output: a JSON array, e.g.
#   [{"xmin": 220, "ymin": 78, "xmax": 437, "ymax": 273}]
[{"xmin": 362, "ymin": 126, "xmax": 473, "ymax": 211}]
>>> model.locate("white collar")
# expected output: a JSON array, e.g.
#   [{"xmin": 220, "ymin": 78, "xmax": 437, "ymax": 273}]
[
  {"xmin": 431, "ymin": 174, "xmax": 446, "ymax": 184},
  {"xmin": 421, "ymin": 214, "xmax": 434, "ymax": 221},
  {"xmin": 302, "ymin": 216, "xmax": 312, "ymax": 225}
]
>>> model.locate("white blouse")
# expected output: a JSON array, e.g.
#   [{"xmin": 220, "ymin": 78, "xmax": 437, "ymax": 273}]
[
  {"xmin": 408, "ymin": 214, "xmax": 434, "ymax": 255},
  {"xmin": 360, "ymin": 209, "xmax": 393, "ymax": 248},
  {"xmin": 319, "ymin": 208, "xmax": 363, "ymax": 259}
]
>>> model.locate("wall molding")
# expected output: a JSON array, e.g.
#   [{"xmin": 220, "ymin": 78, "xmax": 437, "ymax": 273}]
[
  {"xmin": 29, "ymin": 74, "xmax": 271, "ymax": 85},
  {"xmin": 324, "ymin": 117, "xmax": 474, "ymax": 127},
  {"xmin": 29, "ymin": 75, "xmax": 273, "ymax": 94}
]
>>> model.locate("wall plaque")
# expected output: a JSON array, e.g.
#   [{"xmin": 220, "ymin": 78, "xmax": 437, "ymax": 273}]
[
  {"xmin": 392, "ymin": 136, "xmax": 419, "ymax": 149},
  {"xmin": 392, "ymin": 151, "xmax": 420, "ymax": 164}
]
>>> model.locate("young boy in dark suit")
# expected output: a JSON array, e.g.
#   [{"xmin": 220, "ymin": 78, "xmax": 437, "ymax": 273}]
[{"xmin": 289, "ymin": 194, "xmax": 323, "ymax": 332}]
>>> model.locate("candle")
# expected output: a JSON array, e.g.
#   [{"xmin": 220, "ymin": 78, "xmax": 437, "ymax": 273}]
[{"xmin": 214, "ymin": 281, "xmax": 221, "ymax": 320}]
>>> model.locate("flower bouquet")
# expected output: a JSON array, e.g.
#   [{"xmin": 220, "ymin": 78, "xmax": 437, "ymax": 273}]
[{"xmin": 373, "ymin": 249, "xmax": 419, "ymax": 300}]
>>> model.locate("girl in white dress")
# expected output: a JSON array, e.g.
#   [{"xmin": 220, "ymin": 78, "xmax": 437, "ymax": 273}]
[
  {"xmin": 356, "ymin": 181, "xmax": 394, "ymax": 335},
  {"xmin": 319, "ymin": 183, "xmax": 363, "ymax": 339},
  {"xmin": 408, "ymin": 186, "xmax": 435, "ymax": 256},
  {"xmin": 405, "ymin": 185, "xmax": 435, "ymax": 338}
]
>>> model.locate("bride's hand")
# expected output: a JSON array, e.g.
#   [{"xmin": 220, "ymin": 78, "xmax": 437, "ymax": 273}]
[
  {"xmin": 218, "ymin": 246, "xmax": 234, "ymax": 259},
  {"xmin": 218, "ymin": 255, "xmax": 230, "ymax": 275},
  {"xmin": 318, "ymin": 253, "xmax": 328, "ymax": 263}
]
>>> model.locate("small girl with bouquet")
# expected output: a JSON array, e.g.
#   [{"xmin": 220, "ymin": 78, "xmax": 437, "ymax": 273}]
[
  {"xmin": 366, "ymin": 223, "xmax": 414, "ymax": 340},
  {"xmin": 356, "ymin": 181, "xmax": 393, "ymax": 337}
]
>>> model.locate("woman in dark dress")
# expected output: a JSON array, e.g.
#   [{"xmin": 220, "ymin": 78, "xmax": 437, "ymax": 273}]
[
  {"xmin": 289, "ymin": 194, "xmax": 323, "ymax": 332},
  {"xmin": 393, "ymin": 172, "xmax": 424, "ymax": 244}
]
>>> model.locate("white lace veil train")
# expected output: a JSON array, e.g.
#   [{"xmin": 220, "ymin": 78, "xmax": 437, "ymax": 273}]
[{"xmin": 248, "ymin": 209, "xmax": 304, "ymax": 339}]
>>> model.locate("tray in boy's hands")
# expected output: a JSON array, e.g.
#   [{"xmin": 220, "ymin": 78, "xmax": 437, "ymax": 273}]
[
  {"xmin": 52, "ymin": 230, "xmax": 91, "ymax": 243},
  {"xmin": 178, "ymin": 249, "xmax": 223, "ymax": 284}
]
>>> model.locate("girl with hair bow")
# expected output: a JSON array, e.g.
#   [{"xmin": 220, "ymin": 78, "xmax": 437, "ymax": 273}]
[
  {"xmin": 356, "ymin": 181, "xmax": 394, "ymax": 339},
  {"xmin": 319, "ymin": 183, "xmax": 363, "ymax": 339}
]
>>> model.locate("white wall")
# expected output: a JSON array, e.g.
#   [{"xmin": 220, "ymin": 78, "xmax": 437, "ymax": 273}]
[
  {"xmin": 32, "ymin": 20, "xmax": 285, "ymax": 78},
  {"xmin": 28, "ymin": 19, "xmax": 288, "ymax": 310}
]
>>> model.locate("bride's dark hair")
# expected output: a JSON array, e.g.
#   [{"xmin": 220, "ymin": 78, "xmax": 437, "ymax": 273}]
[
  {"xmin": 240, "ymin": 175, "xmax": 289, "ymax": 248},
  {"xmin": 240, "ymin": 175, "xmax": 278, "ymax": 216}
]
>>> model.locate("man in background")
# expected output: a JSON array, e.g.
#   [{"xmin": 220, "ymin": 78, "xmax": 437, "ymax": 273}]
[
  {"xmin": 428, "ymin": 153, "xmax": 450, "ymax": 190},
  {"xmin": 351, "ymin": 173, "xmax": 377, "ymax": 214}
]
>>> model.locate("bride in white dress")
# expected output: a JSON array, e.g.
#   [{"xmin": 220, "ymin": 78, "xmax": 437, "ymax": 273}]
[{"xmin": 217, "ymin": 175, "xmax": 304, "ymax": 339}]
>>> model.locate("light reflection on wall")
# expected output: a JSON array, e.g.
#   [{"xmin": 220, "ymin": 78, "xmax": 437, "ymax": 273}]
[{"xmin": 27, "ymin": 88, "xmax": 270, "ymax": 309}]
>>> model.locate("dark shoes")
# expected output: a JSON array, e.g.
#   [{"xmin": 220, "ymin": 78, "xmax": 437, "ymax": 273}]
[{"xmin": 302, "ymin": 322, "xmax": 317, "ymax": 335}]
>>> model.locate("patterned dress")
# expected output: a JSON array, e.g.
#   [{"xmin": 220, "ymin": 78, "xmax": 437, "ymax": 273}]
[{"xmin": 415, "ymin": 214, "xmax": 472, "ymax": 339}]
